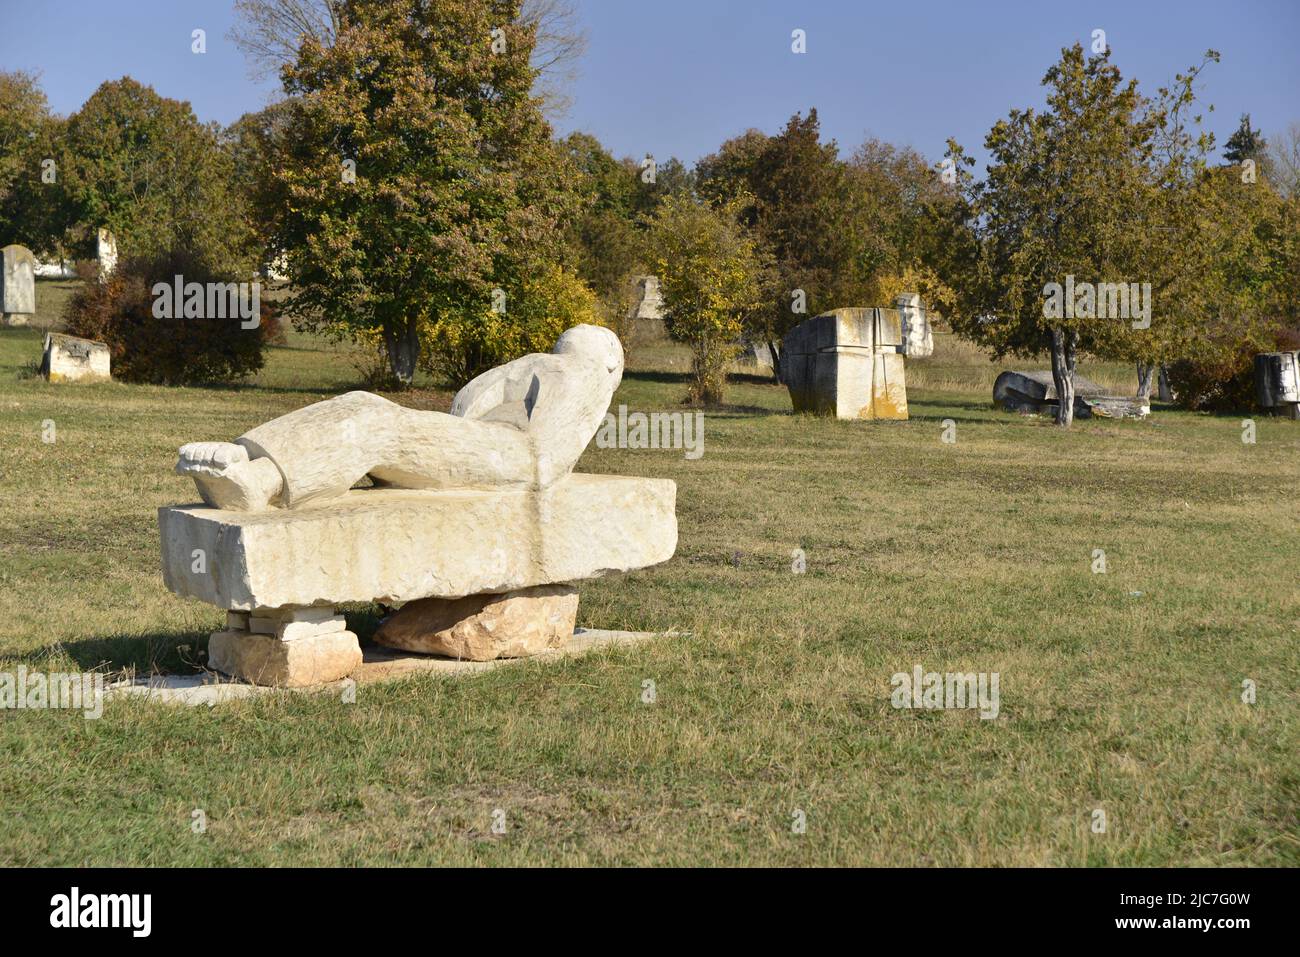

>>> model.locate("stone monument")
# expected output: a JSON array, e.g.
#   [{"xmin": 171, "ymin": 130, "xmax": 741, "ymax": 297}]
[
  {"xmin": 993, "ymin": 370, "xmax": 1149, "ymax": 419},
  {"xmin": 1254, "ymin": 351, "xmax": 1300, "ymax": 419},
  {"xmin": 159, "ymin": 325, "xmax": 678, "ymax": 687},
  {"xmin": 41, "ymin": 333, "xmax": 112, "ymax": 383},
  {"xmin": 96, "ymin": 228, "xmax": 118, "ymax": 277},
  {"xmin": 896, "ymin": 293, "xmax": 934, "ymax": 358},
  {"xmin": 2, "ymin": 244, "xmax": 36, "ymax": 327},
  {"xmin": 782, "ymin": 306, "xmax": 916, "ymax": 420}
]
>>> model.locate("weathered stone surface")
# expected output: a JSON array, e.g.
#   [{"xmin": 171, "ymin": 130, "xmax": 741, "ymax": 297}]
[
  {"xmin": 2, "ymin": 244, "xmax": 36, "ymax": 322},
  {"xmin": 633, "ymin": 275, "xmax": 663, "ymax": 321},
  {"xmin": 159, "ymin": 474, "xmax": 677, "ymax": 610},
  {"xmin": 375, "ymin": 584, "xmax": 579, "ymax": 661},
  {"xmin": 208, "ymin": 629, "xmax": 362, "ymax": 687},
  {"xmin": 993, "ymin": 370, "xmax": 1148, "ymax": 419},
  {"xmin": 1255, "ymin": 351, "xmax": 1300, "ymax": 418},
  {"xmin": 896, "ymin": 293, "xmax": 934, "ymax": 358},
  {"xmin": 96, "ymin": 227, "xmax": 118, "ymax": 277},
  {"xmin": 41, "ymin": 333, "xmax": 111, "ymax": 383},
  {"xmin": 249, "ymin": 612, "xmax": 346, "ymax": 640},
  {"xmin": 108, "ymin": 629, "xmax": 678, "ymax": 703},
  {"xmin": 782, "ymin": 308, "xmax": 909, "ymax": 420},
  {"xmin": 177, "ymin": 324, "xmax": 625, "ymax": 509}
]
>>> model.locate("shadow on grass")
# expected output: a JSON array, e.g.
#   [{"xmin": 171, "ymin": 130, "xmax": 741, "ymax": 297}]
[
  {"xmin": 22, "ymin": 630, "xmax": 213, "ymax": 677},
  {"xmin": 38, "ymin": 604, "xmax": 392, "ymax": 677}
]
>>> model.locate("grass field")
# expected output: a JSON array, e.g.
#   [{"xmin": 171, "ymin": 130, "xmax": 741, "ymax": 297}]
[{"xmin": 1, "ymin": 279, "xmax": 1296, "ymax": 866}]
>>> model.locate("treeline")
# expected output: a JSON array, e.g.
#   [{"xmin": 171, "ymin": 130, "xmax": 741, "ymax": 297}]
[{"xmin": 1, "ymin": 2, "xmax": 1297, "ymax": 418}]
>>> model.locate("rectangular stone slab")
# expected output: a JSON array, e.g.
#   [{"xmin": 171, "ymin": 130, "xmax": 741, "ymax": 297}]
[{"xmin": 159, "ymin": 473, "xmax": 677, "ymax": 610}]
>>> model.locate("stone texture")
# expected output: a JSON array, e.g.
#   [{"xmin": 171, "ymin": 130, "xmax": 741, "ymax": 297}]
[
  {"xmin": 179, "ymin": 324, "xmax": 625, "ymax": 510},
  {"xmin": 896, "ymin": 293, "xmax": 934, "ymax": 358},
  {"xmin": 248, "ymin": 606, "xmax": 343, "ymax": 636},
  {"xmin": 633, "ymin": 275, "xmax": 664, "ymax": 321},
  {"xmin": 376, "ymin": 584, "xmax": 579, "ymax": 661},
  {"xmin": 1255, "ymin": 351, "xmax": 1300, "ymax": 419},
  {"xmin": 226, "ymin": 611, "xmax": 249, "ymax": 630},
  {"xmin": 208, "ymin": 629, "xmax": 361, "ymax": 687},
  {"xmin": 782, "ymin": 308, "xmax": 910, "ymax": 420},
  {"xmin": 159, "ymin": 474, "xmax": 677, "ymax": 610},
  {"xmin": 993, "ymin": 370, "xmax": 1149, "ymax": 419},
  {"xmin": 96, "ymin": 227, "xmax": 118, "ymax": 277},
  {"xmin": 41, "ymin": 333, "xmax": 111, "ymax": 383},
  {"xmin": 108, "ymin": 629, "xmax": 678, "ymax": 704},
  {"xmin": 2, "ymin": 244, "xmax": 36, "ymax": 322}
]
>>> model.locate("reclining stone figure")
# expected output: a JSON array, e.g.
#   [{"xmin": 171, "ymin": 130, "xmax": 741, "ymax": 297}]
[{"xmin": 176, "ymin": 324, "xmax": 623, "ymax": 510}]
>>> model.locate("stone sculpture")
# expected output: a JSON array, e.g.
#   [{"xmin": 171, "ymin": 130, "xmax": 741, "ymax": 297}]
[
  {"xmin": 993, "ymin": 370, "xmax": 1149, "ymax": 419},
  {"xmin": 2, "ymin": 244, "xmax": 36, "ymax": 327},
  {"xmin": 1254, "ymin": 351, "xmax": 1300, "ymax": 419},
  {"xmin": 782, "ymin": 306, "xmax": 914, "ymax": 420},
  {"xmin": 160, "ymin": 325, "xmax": 677, "ymax": 685},
  {"xmin": 41, "ymin": 333, "xmax": 111, "ymax": 383}
]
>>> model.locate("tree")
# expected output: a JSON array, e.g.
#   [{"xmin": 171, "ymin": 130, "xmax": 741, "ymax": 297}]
[
  {"xmin": 944, "ymin": 45, "xmax": 1183, "ymax": 426},
  {"xmin": 229, "ymin": 0, "xmax": 587, "ymax": 115},
  {"xmin": 1265, "ymin": 121, "xmax": 1300, "ymax": 199},
  {"xmin": 421, "ymin": 262, "xmax": 601, "ymax": 387},
  {"xmin": 265, "ymin": 0, "xmax": 577, "ymax": 386},
  {"xmin": 224, "ymin": 99, "xmax": 298, "ymax": 273},
  {"xmin": 1163, "ymin": 166, "xmax": 1300, "ymax": 409},
  {"xmin": 1222, "ymin": 113, "xmax": 1266, "ymax": 166},
  {"xmin": 57, "ymin": 78, "xmax": 255, "ymax": 271},
  {"xmin": 647, "ymin": 195, "xmax": 770, "ymax": 405},
  {"xmin": 0, "ymin": 70, "xmax": 67, "ymax": 254},
  {"xmin": 696, "ymin": 111, "xmax": 873, "ymax": 381}
]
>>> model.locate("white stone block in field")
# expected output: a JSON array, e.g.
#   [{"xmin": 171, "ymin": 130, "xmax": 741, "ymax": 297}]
[
  {"xmin": 41, "ymin": 333, "xmax": 111, "ymax": 383},
  {"xmin": 2, "ymin": 244, "xmax": 36, "ymax": 322},
  {"xmin": 159, "ymin": 474, "xmax": 677, "ymax": 611}
]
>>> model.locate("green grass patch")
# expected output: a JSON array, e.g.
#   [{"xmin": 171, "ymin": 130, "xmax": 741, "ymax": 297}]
[{"xmin": 0, "ymin": 316, "xmax": 1296, "ymax": 865}]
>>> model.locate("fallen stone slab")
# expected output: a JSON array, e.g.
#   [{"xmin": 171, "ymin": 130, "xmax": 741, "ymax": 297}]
[
  {"xmin": 104, "ymin": 628, "xmax": 679, "ymax": 705},
  {"xmin": 993, "ymin": 370, "xmax": 1149, "ymax": 419},
  {"xmin": 159, "ymin": 474, "xmax": 677, "ymax": 611}
]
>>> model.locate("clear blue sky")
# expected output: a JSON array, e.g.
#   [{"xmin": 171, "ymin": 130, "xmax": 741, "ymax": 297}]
[{"xmin": 2, "ymin": 0, "xmax": 1296, "ymax": 170}]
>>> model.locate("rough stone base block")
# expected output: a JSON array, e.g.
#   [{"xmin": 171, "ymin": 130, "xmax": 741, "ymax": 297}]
[
  {"xmin": 375, "ymin": 584, "xmax": 579, "ymax": 661},
  {"xmin": 208, "ymin": 629, "xmax": 362, "ymax": 687}
]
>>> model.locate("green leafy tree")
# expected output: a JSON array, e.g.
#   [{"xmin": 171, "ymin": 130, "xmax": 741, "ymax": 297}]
[
  {"xmin": 0, "ymin": 71, "xmax": 69, "ymax": 255},
  {"xmin": 647, "ymin": 195, "xmax": 770, "ymax": 405},
  {"xmin": 57, "ymin": 78, "xmax": 254, "ymax": 271},
  {"xmin": 944, "ymin": 45, "xmax": 1191, "ymax": 426},
  {"xmin": 696, "ymin": 111, "xmax": 873, "ymax": 380},
  {"xmin": 1222, "ymin": 113, "xmax": 1266, "ymax": 166},
  {"xmin": 266, "ymin": 0, "xmax": 576, "ymax": 386}
]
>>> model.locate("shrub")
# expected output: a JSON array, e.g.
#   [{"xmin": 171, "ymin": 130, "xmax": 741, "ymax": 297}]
[
  {"xmin": 1166, "ymin": 324, "xmax": 1300, "ymax": 412},
  {"xmin": 419, "ymin": 265, "xmax": 603, "ymax": 390},
  {"xmin": 63, "ymin": 251, "xmax": 269, "ymax": 385}
]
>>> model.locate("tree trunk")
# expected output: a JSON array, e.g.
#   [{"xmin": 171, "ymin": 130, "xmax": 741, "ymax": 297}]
[
  {"xmin": 1050, "ymin": 328, "xmax": 1077, "ymax": 427},
  {"xmin": 383, "ymin": 319, "xmax": 419, "ymax": 388},
  {"xmin": 1157, "ymin": 365, "xmax": 1173, "ymax": 402},
  {"xmin": 766, "ymin": 338, "xmax": 783, "ymax": 384},
  {"xmin": 1136, "ymin": 362, "xmax": 1155, "ymax": 400}
]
